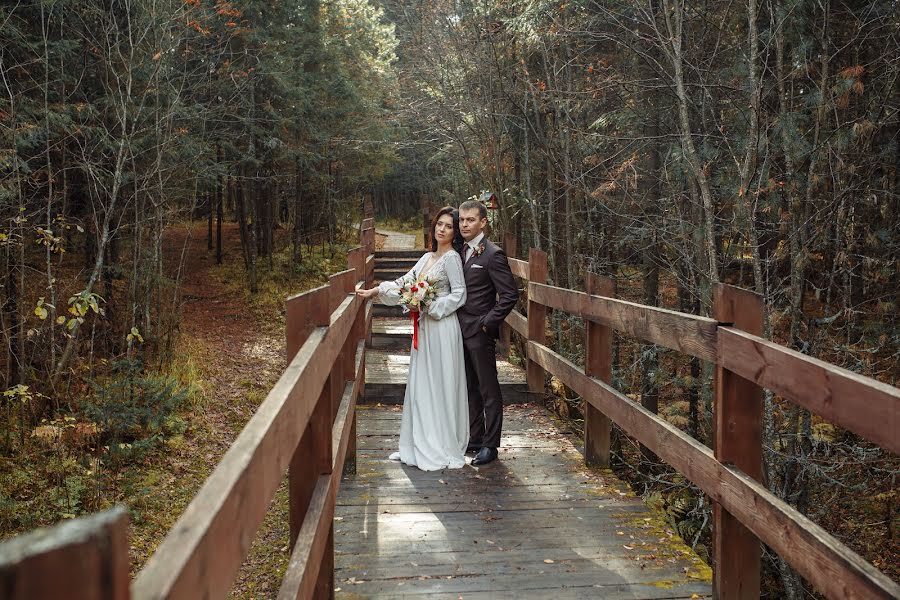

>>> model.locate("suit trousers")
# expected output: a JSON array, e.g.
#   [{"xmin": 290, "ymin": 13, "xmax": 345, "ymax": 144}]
[{"xmin": 463, "ymin": 331, "xmax": 503, "ymax": 448}]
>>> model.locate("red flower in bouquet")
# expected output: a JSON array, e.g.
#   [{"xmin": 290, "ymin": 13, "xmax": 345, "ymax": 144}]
[{"xmin": 400, "ymin": 274, "xmax": 437, "ymax": 350}]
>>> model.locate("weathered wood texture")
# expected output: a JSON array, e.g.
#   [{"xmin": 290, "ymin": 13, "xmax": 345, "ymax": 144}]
[
  {"xmin": 0, "ymin": 507, "xmax": 130, "ymax": 600},
  {"xmin": 131, "ymin": 229, "xmax": 373, "ymax": 600},
  {"xmin": 718, "ymin": 327, "xmax": 900, "ymax": 455},
  {"xmin": 508, "ymin": 257, "xmax": 528, "ymax": 279},
  {"xmin": 279, "ymin": 343, "xmax": 365, "ymax": 600},
  {"xmin": 334, "ymin": 406, "xmax": 712, "ymax": 599},
  {"xmin": 527, "ymin": 341, "xmax": 900, "ymax": 600},
  {"xmin": 526, "ymin": 249, "xmax": 548, "ymax": 394},
  {"xmin": 504, "ymin": 309, "xmax": 527, "ymax": 338},
  {"xmin": 503, "ymin": 252, "xmax": 899, "ymax": 600},
  {"xmin": 584, "ymin": 273, "xmax": 613, "ymax": 468},
  {"xmin": 528, "ymin": 282, "xmax": 718, "ymax": 362},
  {"xmin": 712, "ymin": 284, "xmax": 763, "ymax": 600}
]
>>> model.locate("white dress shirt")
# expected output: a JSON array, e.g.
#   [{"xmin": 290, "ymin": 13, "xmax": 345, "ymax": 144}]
[{"xmin": 465, "ymin": 232, "xmax": 485, "ymax": 262}]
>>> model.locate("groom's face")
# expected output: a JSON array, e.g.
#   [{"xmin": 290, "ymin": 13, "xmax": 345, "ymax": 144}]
[{"xmin": 459, "ymin": 208, "xmax": 487, "ymax": 242}]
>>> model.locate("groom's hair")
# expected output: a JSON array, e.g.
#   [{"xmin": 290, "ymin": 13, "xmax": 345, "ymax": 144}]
[{"xmin": 459, "ymin": 200, "xmax": 488, "ymax": 220}]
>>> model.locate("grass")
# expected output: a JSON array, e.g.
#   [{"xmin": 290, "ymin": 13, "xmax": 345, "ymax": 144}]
[
  {"xmin": 377, "ymin": 215, "xmax": 421, "ymax": 236},
  {"xmin": 212, "ymin": 239, "xmax": 354, "ymax": 334},
  {"xmin": 0, "ymin": 225, "xmax": 356, "ymax": 598}
]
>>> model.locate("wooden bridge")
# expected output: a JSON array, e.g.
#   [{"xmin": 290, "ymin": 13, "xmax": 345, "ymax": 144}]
[{"xmin": 1, "ymin": 217, "xmax": 898, "ymax": 600}]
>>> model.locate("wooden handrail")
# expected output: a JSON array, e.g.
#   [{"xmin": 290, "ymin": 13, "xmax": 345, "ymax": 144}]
[
  {"xmin": 508, "ymin": 257, "xmax": 528, "ymax": 279},
  {"xmin": 528, "ymin": 281, "xmax": 718, "ymax": 361},
  {"xmin": 718, "ymin": 327, "xmax": 900, "ymax": 455},
  {"xmin": 0, "ymin": 224, "xmax": 372, "ymax": 600},
  {"xmin": 0, "ymin": 506, "xmax": 130, "ymax": 600},
  {"xmin": 2, "ymin": 237, "xmax": 895, "ymax": 600},
  {"xmin": 505, "ymin": 309, "xmax": 527, "ymax": 338},
  {"xmin": 278, "ymin": 340, "xmax": 365, "ymax": 599},
  {"xmin": 131, "ymin": 286, "xmax": 364, "ymax": 598},
  {"xmin": 528, "ymin": 340, "xmax": 898, "ymax": 599},
  {"xmin": 503, "ymin": 250, "xmax": 900, "ymax": 600}
]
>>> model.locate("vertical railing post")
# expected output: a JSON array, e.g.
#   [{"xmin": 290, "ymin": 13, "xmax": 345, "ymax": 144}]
[
  {"xmin": 526, "ymin": 248, "xmax": 548, "ymax": 395},
  {"xmin": 362, "ymin": 218, "xmax": 375, "ymax": 347},
  {"xmin": 287, "ymin": 285, "xmax": 333, "ymax": 600},
  {"xmin": 338, "ymin": 269, "xmax": 360, "ymax": 475},
  {"xmin": 584, "ymin": 273, "xmax": 614, "ymax": 467},
  {"xmin": 499, "ymin": 233, "xmax": 518, "ymax": 360},
  {"xmin": 345, "ymin": 295, "xmax": 363, "ymax": 477},
  {"xmin": 0, "ymin": 507, "xmax": 130, "ymax": 600},
  {"xmin": 712, "ymin": 283, "xmax": 763, "ymax": 600}
]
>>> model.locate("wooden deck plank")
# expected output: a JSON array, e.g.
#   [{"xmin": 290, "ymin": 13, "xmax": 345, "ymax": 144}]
[
  {"xmin": 364, "ymin": 350, "xmax": 526, "ymax": 386},
  {"xmin": 335, "ymin": 405, "xmax": 711, "ymax": 599},
  {"xmin": 343, "ymin": 592, "xmax": 709, "ymax": 600}
]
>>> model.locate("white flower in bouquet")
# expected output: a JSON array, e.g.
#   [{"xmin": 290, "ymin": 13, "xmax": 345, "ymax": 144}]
[{"xmin": 400, "ymin": 274, "xmax": 437, "ymax": 313}]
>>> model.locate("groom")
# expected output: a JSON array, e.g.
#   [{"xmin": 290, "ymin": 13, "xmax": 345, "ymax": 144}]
[{"xmin": 457, "ymin": 200, "xmax": 519, "ymax": 466}]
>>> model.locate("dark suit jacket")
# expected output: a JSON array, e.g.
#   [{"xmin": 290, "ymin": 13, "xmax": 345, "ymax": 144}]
[{"xmin": 458, "ymin": 239, "xmax": 519, "ymax": 339}]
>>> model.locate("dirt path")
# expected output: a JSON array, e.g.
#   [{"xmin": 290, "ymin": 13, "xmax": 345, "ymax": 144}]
[
  {"xmin": 137, "ymin": 223, "xmax": 288, "ymax": 596},
  {"xmin": 375, "ymin": 227, "xmax": 416, "ymax": 250},
  {"xmin": 166, "ymin": 223, "xmax": 285, "ymax": 448}
]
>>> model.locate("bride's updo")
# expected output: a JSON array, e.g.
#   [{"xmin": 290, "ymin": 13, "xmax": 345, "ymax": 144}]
[{"xmin": 430, "ymin": 206, "xmax": 466, "ymax": 255}]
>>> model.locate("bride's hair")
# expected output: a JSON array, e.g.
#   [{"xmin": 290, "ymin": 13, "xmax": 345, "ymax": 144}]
[{"xmin": 430, "ymin": 206, "xmax": 465, "ymax": 254}]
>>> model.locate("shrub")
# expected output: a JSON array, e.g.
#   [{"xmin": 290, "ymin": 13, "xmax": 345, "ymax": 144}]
[{"xmin": 82, "ymin": 358, "xmax": 188, "ymax": 462}]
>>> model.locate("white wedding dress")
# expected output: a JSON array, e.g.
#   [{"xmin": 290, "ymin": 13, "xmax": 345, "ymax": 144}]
[{"xmin": 376, "ymin": 250, "xmax": 469, "ymax": 471}]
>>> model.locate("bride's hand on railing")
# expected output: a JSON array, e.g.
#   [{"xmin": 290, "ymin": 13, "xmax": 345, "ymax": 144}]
[{"xmin": 355, "ymin": 287, "xmax": 379, "ymax": 299}]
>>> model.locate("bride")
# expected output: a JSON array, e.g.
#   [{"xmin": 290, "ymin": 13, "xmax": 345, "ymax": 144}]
[{"xmin": 356, "ymin": 207, "xmax": 469, "ymax": 471}]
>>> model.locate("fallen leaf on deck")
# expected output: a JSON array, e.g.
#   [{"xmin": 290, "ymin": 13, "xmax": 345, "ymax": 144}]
[{"xmin": 543, "ymin": 559, "xmax": 555, "ymax": 564}]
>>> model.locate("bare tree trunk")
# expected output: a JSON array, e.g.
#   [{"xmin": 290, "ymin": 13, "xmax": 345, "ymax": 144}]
[
  {"xmin": 659, "ymin": 0, "xmax": 719, "ymax": 284},
  {"xmin": 216, "ymin": 144, "xmax": 223, "ymax": 265}
]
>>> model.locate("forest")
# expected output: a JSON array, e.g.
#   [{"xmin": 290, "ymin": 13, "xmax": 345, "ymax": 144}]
[{"xmin": 2, "ymin": 0, "xmax": 898, "ymax": 598}]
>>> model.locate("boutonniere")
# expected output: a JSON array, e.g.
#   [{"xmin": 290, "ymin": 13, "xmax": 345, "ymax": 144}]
[{"xmin": 472, "ymin": 243, "xmax": 486, "ymax": 258}]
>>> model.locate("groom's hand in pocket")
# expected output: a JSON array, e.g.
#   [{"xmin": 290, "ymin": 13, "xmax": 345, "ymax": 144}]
[{"xmin": 480, "ymin": 318, "xmax": 499, "ymax": 338}]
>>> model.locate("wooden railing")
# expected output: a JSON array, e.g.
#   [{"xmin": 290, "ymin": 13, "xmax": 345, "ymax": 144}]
[
  {"xmin": 498, "ymin": 237, "xmax": 899, "ymax": 600},
  {"xmin": 0, "ymin": 218, "xmax": 376, "ymax": 600},
  {"xmin": 3, "ymin": 220, "xmax": 897, "ymax": 600}
]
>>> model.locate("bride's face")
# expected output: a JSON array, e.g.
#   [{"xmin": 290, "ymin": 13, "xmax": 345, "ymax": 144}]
[{"xmin": 434, "ymin": 214, "xmax": 455, "ymax": 246}]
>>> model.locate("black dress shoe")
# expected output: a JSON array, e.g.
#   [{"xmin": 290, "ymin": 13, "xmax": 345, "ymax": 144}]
[
  {"xmin": 471, "ymin": 447, "xmax": 498, "ymax": 466},
  {"xmin": 465, "ymin": 445, "xmax": 480, "ymax": 455}
]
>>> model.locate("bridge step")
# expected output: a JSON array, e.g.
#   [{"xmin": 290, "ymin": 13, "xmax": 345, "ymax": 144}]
[
  {"xmin": 375, "ymin": 256, "xmax": 419, "ymax": 268},
  {"xmin": 374, "ymin": 268, "xmax": 408, "ymax": 281},
  {"xmin": 363, "ymin": 349, "xmax": 530, "ymax": 405},
  {"xmin": 370, "ymin": 317, "xmax": 414, "ymax": 350},
  {"xmin": 372, "ymin": 304, "xmax": 404, "ymax": 318},
  {"xmin": 375, "ymin": 249, "xmax": 422, "ymax": 259}
]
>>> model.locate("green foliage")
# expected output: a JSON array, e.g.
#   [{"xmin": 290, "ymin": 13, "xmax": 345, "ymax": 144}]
[{"xmin": 82, "ymin": 359, "xmax": 188, "ymax": 462}]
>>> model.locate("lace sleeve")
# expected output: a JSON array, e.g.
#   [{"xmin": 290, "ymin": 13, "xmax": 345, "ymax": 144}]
[
  {"xmin": 377, "ymin": 254, "xmax": 427, "ymax": 306},
  {"xmin": 426, "ymin": 252, "xmax": 467, "ymax": 320}
]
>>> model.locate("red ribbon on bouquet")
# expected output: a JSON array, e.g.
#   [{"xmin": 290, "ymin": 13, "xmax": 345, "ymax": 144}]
[{"xmin": 410, "ymin": 310, "xmax": 420, "ymax": 350}]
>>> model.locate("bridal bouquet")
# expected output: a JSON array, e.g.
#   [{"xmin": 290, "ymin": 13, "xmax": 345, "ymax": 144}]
[{"xmin": 399, "ymin": 275, "xmax": 437, "ymax": 349}]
